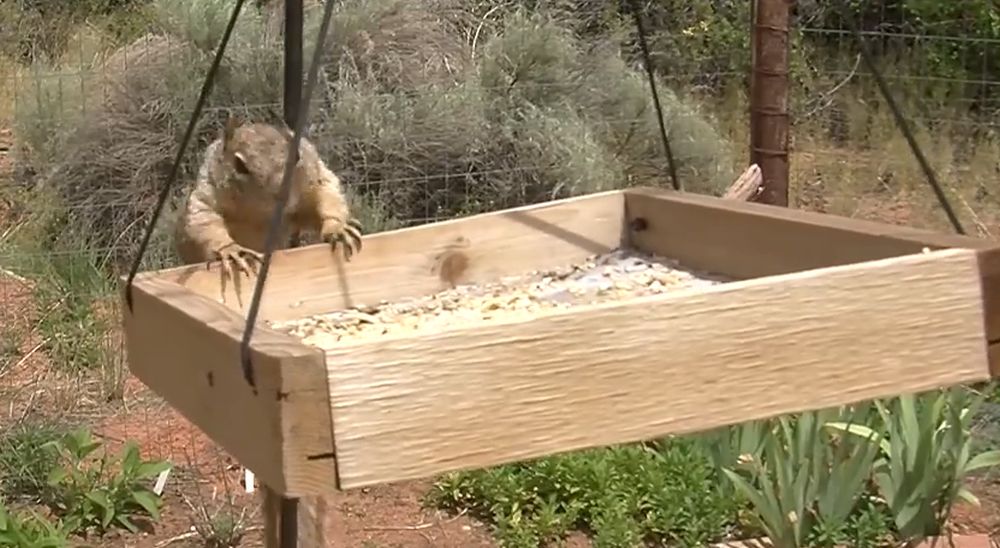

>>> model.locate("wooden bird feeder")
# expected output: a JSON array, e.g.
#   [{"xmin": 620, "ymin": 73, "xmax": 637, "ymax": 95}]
[{"xmin": 121, "ymin": 187, "xmax": 1000, "ymax": 497}]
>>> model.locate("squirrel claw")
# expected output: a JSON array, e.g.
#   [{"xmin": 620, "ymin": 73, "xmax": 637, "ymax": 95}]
[
  {"xmin": 325, "ymin": 217, "xmax": 364, "ymax": 261},
  {"xmin": 214, "ymin": 242, "xmax": 263, "ymax": 278}
]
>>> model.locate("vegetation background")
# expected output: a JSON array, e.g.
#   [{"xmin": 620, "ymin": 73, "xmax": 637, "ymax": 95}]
[{"xmin": 0, "ymin": 0, "xmax": 998, "ymax": 546}]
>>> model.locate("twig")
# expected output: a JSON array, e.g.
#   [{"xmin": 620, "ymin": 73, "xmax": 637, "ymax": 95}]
[
  {"xmin": 0, "ymin": 338, "xmax": 48, "ymax": 381},
  {"xmin": 363, "ymin": 508, "xmax": 469, "ymax": 532},
  {"xmin": 153, "ymin": 526, "xmax": 264, "ymax": 547},
  {"xmin": 956, "ymin": 194, "xmax": 993, "ymax": 239},
  {"xmin": 802, "ymin": 53, "xmax": 861, "ymax": 118},
  {"xmin": 470, "ymin": 5, "xmax": 502, "ymax": 60},
  {"xmin": 0, "ymin": 267, "xmax": 28, "ymax": 284},
  {"xmin": 152, "ymin": 530, "xmax": 199, "ymax": 547},
  {"xmin": 13, "ymin": 389, "xmax": 39, "ymax": 425},
  {"xmin": 722, "ymin": 164, "xmax": 764, "ymax": 201}
]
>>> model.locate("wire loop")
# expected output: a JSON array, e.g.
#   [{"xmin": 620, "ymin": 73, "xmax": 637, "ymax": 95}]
[
  {"xmin": 837, "ymin": 0, "xmax": 965, "ymax": 235},
  {"xmin": 626, "ymin": 0, "xmax": 681, "ymax": 192},
  {"xmin": 123, "ymin": 0, "xmax": 249, "ymax": 311},
  {"xmin": 238, "ymin": 0, "xmax": 339, "ymax": 389}
]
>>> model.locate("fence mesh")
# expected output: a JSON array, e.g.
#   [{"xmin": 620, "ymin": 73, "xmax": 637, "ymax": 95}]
[
  {"xmin": 791, "ymin": 3, "xmax": 1000, "ymax": 235},
  {"xmin": 1, "ymin": 0, "xmax": 998, "ymax": 545}
]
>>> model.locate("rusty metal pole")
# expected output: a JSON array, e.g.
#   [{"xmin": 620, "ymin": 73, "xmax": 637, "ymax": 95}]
[
  {"xmin": 750, "ymin": 0, "xmax": 791, "ymax": 207},
  {"xmin": 284, "ymin": 0, "xmax": 304, "ymax": 130},
  {"xmin": 275, "ymin": 0, "xmax": 304, "ymax": 546}
]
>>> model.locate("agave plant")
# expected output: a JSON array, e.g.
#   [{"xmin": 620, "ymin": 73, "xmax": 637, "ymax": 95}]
[
  {"xmin": 825, "ymin": 387, "xmax": 1000, "ymax": 542},
  {"xmin": 700, "ymin": 404, "xmax": 882, "ymax": 547}
]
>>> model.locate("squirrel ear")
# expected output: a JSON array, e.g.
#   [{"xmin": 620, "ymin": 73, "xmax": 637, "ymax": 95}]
[
  {"xmin": 233, "ymin": 151, "xmax": 251, "ymax": 175},
  {"xmin": 223, "ymin": 114, "xmax": 243, "ymax": 145}
]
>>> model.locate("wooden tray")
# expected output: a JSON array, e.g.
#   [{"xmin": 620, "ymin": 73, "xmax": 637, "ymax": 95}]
[{"xmin": 121, "ymin": 187, "xmax": 1000, "ymax": 497}]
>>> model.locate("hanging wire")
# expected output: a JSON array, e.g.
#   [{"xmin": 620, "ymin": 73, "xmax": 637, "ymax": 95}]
[
  {"xmin": 626, "ymin": 0, "xmax": 681, "ymax": 192},
  {"xmin": 837, "ymin": 0, "xmax": 966, "ymax": 235},
  {"xmin": 238, "ymin": 0, "xmax": 339, "ymax": 389},
  {"xmin": 124, "ymin": 0, "xmax": 249, "ymax": 310}
]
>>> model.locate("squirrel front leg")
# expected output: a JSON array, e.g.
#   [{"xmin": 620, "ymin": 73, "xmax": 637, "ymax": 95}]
[
  {"xmin": 175, "ymin": 187, "xmax": 263, "ymax": 276},
  {"xmin": 303, "ymin": 168, "xmax": 363, "ymax": 260}
]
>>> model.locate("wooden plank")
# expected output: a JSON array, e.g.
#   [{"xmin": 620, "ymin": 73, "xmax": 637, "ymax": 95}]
[
  {"xmin": 323, "ymin": 248, "xmax": 989, "ymax": 489},
  {"xmin": 623, "ymin": 187, "xmax": 1000, "ymax": 346},
  {"xmin": 150, "ymin": 190, "xmax": 627, "ymax": 323},
  {"xmin": 121, "ymin": 277, "xmax": 337, "ymax": 496}
]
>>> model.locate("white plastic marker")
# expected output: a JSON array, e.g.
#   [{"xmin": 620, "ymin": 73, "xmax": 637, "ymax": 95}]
[
  {"xmin": 244, "ymin": 468, "xmax": 255, "ymax": 494},
  {"xmin": 153, "ymin": 468, "xmax": 171, "ymax": 496}
]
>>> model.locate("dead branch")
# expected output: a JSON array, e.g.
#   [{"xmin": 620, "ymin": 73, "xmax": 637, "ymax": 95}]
[{"xmin": 723, "ymin": 164, "xmax": 764, "ymax": 201}]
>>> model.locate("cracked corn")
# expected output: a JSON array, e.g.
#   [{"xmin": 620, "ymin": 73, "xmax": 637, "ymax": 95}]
[{"xmin": 267, "ymin": 248, "xmax": 729, "ymax": 348}]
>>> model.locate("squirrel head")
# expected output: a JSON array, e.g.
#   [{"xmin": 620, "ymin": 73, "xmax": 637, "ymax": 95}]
[{"xmin": 220, "ymin": 115, "xmax": 304, "ymax": 201}]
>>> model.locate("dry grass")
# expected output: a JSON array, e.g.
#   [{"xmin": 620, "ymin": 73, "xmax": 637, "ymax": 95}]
[
  {"xmin": 788, "ymin": 97, "xmax": 1000, "ymax": 237},
  {"xmin": 0, "ymin": 56, "xmax": 20, "ymax": 122}
]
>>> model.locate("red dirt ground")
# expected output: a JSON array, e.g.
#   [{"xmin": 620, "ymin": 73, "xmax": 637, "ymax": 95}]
[{"xmin": 89, "ymin": 393, "xmax": 501, "ymax": 547}]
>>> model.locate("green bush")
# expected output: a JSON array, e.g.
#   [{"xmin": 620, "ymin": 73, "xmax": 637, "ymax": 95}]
[
  {"xmin": 826, "ymin": 388, "xmax": 1000, "ymax": 542},
  {"xmin": 41, "ymin": 429, "xmax": 171, "ymax": 536},
  {"xmin": 0, "ymin": 502, "xmax": 73, "ymax": 548},
  {"xmin": 0, "ymin": 424, "xmax": 64, "ymax": 504},
  {"xmin": 429, "ymin": 440, "xmax": 740, "ymax": 548},
  {"xmin": 698, "ymin": 405, "xmax": 894, "ymax": 547}
]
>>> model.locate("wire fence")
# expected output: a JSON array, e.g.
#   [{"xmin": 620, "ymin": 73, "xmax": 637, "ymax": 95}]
[
  {"xmin": 1, "ymin": 0, "xmax": 999, "ymax": 542},
  {"xmin": 790, "ymin": 4, "xmax": 1000, "ymax": 236}
]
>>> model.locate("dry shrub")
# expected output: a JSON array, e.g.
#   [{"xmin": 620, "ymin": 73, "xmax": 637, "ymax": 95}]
[
  {"xmin": 12, "ymin": 0, "xmax": 737, "ymax": 270},
  {"xmin": 322, "ymin": 7, "xmax": 737, "ymax": 220},
  {"xmin": 322, "ymin": 0, "xmax": 472, "ymax": 91},
  {"xmin": 14, "ymin": 0, "xmax": 286, "ymax": 269}
]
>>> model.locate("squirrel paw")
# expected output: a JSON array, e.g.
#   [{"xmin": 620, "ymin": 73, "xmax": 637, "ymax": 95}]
[
  {"xmin": 213, "ymin": 241, "xmax": 263, "ymax": 279},
  {"xmin": 323, "ymin": 217, "xmax": 364, "ymax": 261}
]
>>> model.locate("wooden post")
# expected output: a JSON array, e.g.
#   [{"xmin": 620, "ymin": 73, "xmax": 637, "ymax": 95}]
[{"xmin": 749, "ymin": 0, "xmax": 791, "ymax": 207}]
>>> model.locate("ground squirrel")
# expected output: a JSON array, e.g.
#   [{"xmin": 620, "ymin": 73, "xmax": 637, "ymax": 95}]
[{"xmin": 174, "ymin": 116, "xmax": 363, "ymax": 280}]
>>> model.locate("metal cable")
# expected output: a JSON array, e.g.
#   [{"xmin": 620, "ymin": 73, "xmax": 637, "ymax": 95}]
[
  {"xmin": 837, "ymin": 0, "xmax": 966, "ymax": 235},
  {"xmin": 123, "ymin": 0, "xmax": 249, "ymax": 310},
  {"xmin": 238, "ymin": 0, "xmax": 338, "ymax": 389},
  {"xmin": 626, "ymin": 0, "xmax": 681, "ymax": 192}
]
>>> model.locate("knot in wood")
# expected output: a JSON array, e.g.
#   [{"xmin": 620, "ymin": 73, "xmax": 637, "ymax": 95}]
[{"xmin": 433, "ymin": 237, "xmax": 471, "ymax": 287}]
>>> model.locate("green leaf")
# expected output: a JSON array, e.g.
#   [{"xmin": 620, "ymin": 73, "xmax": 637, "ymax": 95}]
[
  {"xmin": 825, "ymin": 422, "xmax": 891, "ymax": 454},
  {"xmin": 114, "ymin": 513, "xmax": 139, "ymax": 534},
  {"xmin": 86, "ymin": 490, "xmax": 115, "ymax": 529},
  {"xmin": 121, "ymin": 442, "xmax": 140, "ymax": 474},
  {"xmin": 964, "ymin": 450, "xmax": 1000, "ymax": 473},
  {"xmin": 955, "ymin": 487, "xmax": 980, "ymax": 507},
  {"xmin": 131, "ymin": 490, "xmax": 162, "ymax": 521},
  {"xmin": 820, "ymin": 430, "xmax": 879, "ymax": 526},
  {"xmin": 723, "ymin": 468, "xmax": 785, "ymax": 541},
  {"xmin": 134, "ymin": 460, "xmax": 171, "ymax": 480},
  {"xmin": 45, "ymin": 466, "xmax": 68, "ymax": 486}
]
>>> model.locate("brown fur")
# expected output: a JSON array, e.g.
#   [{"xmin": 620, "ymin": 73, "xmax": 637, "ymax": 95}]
[{"xmin": 174, "ymin": 116, "xmax": 362, "ymax": 275}]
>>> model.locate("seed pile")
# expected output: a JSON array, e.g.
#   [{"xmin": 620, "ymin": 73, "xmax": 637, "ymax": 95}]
[{"xmin": 268, "ymin": 248, "xmax": 729, "ymax": 349}]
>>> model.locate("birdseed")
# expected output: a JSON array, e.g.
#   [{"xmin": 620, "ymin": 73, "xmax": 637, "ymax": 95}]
[{"xmin": 268, "ymin": 248, "xmax": 730, "ymax": 349}]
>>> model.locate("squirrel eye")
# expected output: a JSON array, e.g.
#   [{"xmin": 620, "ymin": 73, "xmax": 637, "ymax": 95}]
[{"xmin": 233, "ymin": 154, "xmax": 250, "ymax": 175}]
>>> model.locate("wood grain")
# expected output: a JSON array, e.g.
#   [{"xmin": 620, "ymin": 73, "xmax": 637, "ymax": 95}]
[
  {"xmin": 121, "ymin": 277, "xmax": 337, "ymax": 496},
  {"xmin": 151, "ymin": 190, "xmax": 626, "ymax": 322},
  {"xmin": 624, "ymin": 187, "xmax": 1000, "ymax": 350},
  {"xmin": 323, "ymin": 248, "xmax": 990, "ymax": 489}
]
